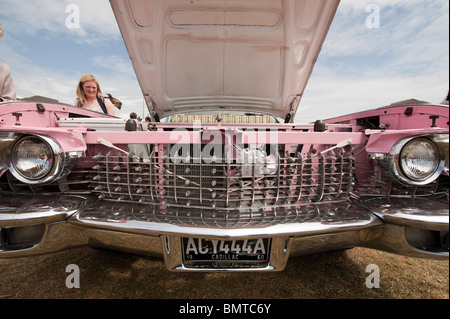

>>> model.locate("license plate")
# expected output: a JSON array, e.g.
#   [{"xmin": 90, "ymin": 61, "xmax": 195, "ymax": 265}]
[{"xmin": 182, "ymin": 238, "xmax": 271, "ymax": 263}]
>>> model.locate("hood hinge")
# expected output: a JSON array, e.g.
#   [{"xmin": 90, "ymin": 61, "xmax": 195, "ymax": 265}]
[
  {"xmin": 284, "ymin": 94, "xmax": 302, "ymax": 123},
  {"xmin": 146, "ymin": 95, "xmax": 160, "ymax": 122}
]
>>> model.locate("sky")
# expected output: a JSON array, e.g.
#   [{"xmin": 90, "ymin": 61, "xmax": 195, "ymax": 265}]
[{"xmin": 0, "ymin": 0, "xmax": 448, "ymax": 122}]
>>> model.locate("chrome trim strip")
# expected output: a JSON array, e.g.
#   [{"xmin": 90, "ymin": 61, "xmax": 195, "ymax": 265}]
[
  {"xmin": 65, "ymin": 200, "xmax": 381, "ymax": 239},
  {"xmin": 0, "ymin": 194, "xmax": 95, "ymax": 227},
  {"xmin": 0, "ymin": 221, "xmax": 163, "ymax": 259},
  {"xmin": 126, "ymin": 152, "xmax": 133, "ymax": 200},
  {"xmin": 363, "ymin": 196, "xmax": 449, "ymax": 231}
]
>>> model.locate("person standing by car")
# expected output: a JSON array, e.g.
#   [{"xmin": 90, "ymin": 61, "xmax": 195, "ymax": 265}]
[
  {"xmin": 75, "ymin": 74, "xmax": 115, "ymax": 115},
  {"xmin": 0, "ymin": 23, "xmax": 16, "ymax": 102}
]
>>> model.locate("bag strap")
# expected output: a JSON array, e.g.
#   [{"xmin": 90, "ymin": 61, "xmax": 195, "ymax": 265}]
[{"xmin": 96, "ymin": 96, "xmax": 108, "ymax": 114}]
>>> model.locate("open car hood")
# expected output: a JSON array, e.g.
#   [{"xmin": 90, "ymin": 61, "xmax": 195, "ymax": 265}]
[{"xmin": 110, "ymin": 0, "xmax": 340, "ymax": 121}]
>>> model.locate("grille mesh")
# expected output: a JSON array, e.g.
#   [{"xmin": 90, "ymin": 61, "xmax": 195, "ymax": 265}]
[{"xmin": 83, "ymin": 145, "xmax": 356, "ymax": 209}]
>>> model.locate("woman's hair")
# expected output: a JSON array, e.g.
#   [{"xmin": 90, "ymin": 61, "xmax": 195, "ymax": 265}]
[
  {"xmin": 0, "ymin": 23, "xmax": 5, "ymax": 38},
  {"xmin": 76, "ymin": 74, "xmax": 103, "ymax": 106}
]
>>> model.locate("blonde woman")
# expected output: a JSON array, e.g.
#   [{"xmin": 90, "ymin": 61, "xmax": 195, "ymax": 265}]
[
  {"xmin": 0, "ymin": 23, "xmax": 16, "ymax": 102},
  {"xmin": 75, "ymin": 74, "xmax": 115, "ymax": 115}
]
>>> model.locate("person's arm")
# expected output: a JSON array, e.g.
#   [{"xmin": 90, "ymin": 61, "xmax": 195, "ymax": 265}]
[
  {"xmin": 104, "ymin": 97, "xmax": 116, "ymax": 115},
  {"xmin": 0, "ymin": 64, "xmax": 16, "ymax": 101}
]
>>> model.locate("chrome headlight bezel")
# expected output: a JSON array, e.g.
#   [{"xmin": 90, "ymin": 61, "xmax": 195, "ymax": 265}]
[
  {"xmin": 7, "ymin": 134, "xmax": 70, "ymax": 185},
  {"xmin": 390, "ymin": 135, "xmax": 446, "ymax": 186}
]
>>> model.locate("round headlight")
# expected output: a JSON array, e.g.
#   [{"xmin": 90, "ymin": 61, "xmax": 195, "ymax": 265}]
[
  {"xmin": 399, "ymin": 138, "xmax": 439, "ymax": 182},
  {"xmin": 11, "ymin": 136, "xmax": 55, "ymax": 180}
]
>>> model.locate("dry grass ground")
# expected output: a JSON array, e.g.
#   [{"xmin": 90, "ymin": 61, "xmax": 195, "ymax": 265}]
[{"xmin": 0, "ymin": 247, "xmax": 448, "ymax": 299}]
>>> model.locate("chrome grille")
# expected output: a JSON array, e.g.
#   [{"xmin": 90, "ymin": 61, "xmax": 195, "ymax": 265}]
[{"xmin": 86, "ymin": 145, "xmax": 356, "ymax": 209}]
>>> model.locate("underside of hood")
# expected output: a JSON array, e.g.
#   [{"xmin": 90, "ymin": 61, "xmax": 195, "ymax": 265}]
[{"xmin": 110, "ymin": 0, "xmax": 340, "ymax": 121}]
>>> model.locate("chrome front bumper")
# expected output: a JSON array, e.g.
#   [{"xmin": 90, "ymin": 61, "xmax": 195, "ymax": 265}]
[{"xmin": 0, "ymin": 194, "xmax": 448, "ymax": 271}]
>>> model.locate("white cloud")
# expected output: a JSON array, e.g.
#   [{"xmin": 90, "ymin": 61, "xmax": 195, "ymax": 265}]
[
  {"xmin": 296, "ymin": 71, "xmax": 448, "ymax": 123},
  {"xmin": 1, "ymin": 0, "xmax": 145, "ymax": 118},
  {"xmin": 1, "ymin": 0, "xmax": 448, "ymax": 124},
  {"xmin": 295, "ymin": 0, "xmax": 449, "ymax": 123},
  {"xmin": 92, "ymin": 55, "xmax": 134, "ymax": 75},
  {"xmin": 0, "ymin": 0, "xmax": 120, "ymax": 44},
  {"xmin": 1, "ymin": 35, "xmax": 144, "ymax": 119},
  {"xmin": 323, "ymin": 0, "xmax": 448, "ymax": 60},
  {"xmin": 339, "ymin": 0, "xmax": 427, "ymax": 11}
]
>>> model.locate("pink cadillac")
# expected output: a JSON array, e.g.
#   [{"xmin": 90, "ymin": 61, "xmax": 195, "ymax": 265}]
[{"xmin": 0, "ymin": 0, "xmax": 448, "ymax": 271}]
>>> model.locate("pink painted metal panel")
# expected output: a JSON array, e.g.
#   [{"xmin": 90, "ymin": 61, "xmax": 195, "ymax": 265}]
[
  {"xmin": 0, "ymin": 102, "xmax": 113, "ymax": 127},
  {"xmin": 0, "ymin": 125, "xmax": 87, "ymax": 153},
  {"xmin": 325, "ymin": 104, "xmax": 449, "ymax": 130},
  {"xmin": 365, "ymin": 128, "xmax": 449, "ymax": 154},
  {"xmin": 82, "ymin": 130, "xmax": 367, "ymax": 146}
]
